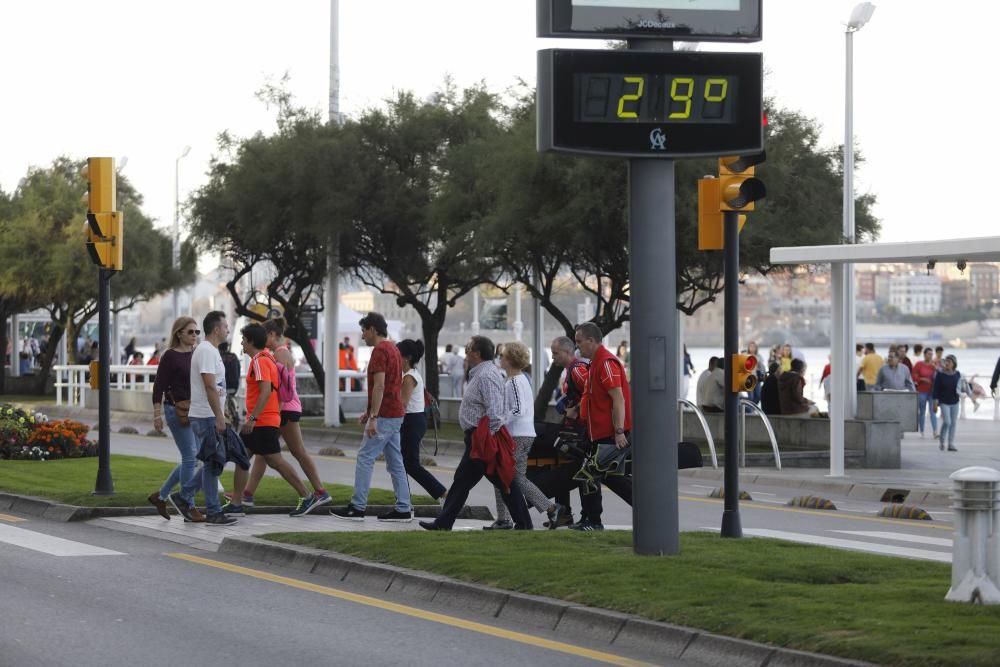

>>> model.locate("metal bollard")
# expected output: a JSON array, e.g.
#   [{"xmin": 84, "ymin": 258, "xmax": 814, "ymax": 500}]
[{"xmin": 946, "ymin": 467, "xmax": 1000, "ymax": 604}]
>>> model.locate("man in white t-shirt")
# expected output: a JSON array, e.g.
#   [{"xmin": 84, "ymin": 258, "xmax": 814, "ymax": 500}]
[
  {"xmin": 442, "ymin": 344, "xmax": 466, "ymax": 397},
  {"xmin": 168, "ymin": 311, "xmax": 237, "ymax": 526}
]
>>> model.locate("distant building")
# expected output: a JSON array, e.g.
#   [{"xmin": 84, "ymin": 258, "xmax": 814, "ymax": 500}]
[
  {"xmin": 889, "ymin": 274, "xmax": 942, "ymax": 315},
  {"xmin": 857, "ymin": 270, "xmax": 876, "ymax": 302},
  {"xmin": 969, "ymin": 264, "xmax": 999, "ymax": 306},
  {"xmin": 942, "ymin": 279, "xmax": 972, "ymax": 311}
]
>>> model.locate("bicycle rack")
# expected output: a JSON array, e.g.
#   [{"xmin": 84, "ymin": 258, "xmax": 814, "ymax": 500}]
[
  {"xmin": 739, "ymin": 399, "xmax": 782, "ymax": 470},
  {"xmin": 678, "ymin": 399, "xmax": 718, "ymax": 469}
]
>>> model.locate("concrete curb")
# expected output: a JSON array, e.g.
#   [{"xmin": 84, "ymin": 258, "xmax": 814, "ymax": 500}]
[
  {"xmin": 0, "ymin": 492, "xmax": 492, "ymax": 522},
  {"xmin": 679, "ymin": 468, "xmax": 951, "ymax": 508},
  {"xmin": 218, "ymin": 536, "xmax": 875, "ymax": 667}
]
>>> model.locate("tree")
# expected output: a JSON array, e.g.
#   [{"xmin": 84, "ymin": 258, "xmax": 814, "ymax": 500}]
[
  {"xmin": 338, "ymin": 85, "xmax": 505, "ymax": 398},
  {"xmin": 0, "ymin": 158, "xmax": 195, "ymax": 393},
  {"xmin": 189, "ymin": 100, "xmax": 358, "ymax": 388},
  {"xmin": 480, "ymin": 98, "xmax": 880, "ymax": 408}
]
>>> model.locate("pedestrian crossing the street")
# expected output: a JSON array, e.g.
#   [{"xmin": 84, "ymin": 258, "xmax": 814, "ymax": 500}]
[{"xmin": 0, "ymin": 523, "xmax": 125, "ymax": 557}]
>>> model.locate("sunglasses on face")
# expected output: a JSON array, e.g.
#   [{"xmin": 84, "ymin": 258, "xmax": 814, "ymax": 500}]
[{"xmin": 185, "ymin": 329, "xmax": 201, "ymax": 335}]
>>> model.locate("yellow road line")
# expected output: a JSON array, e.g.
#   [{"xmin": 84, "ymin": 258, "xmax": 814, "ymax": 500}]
[
  {"xmin": 168, "ymin": 552, "xmax": 655, "ymax": 667},
  {"xmin": 0, "ymin": 513, "xmax": 25, "ymax": 522},
  {"xmin": 679, "ymin": 495, "xmax": 952, "ymax": 531}
]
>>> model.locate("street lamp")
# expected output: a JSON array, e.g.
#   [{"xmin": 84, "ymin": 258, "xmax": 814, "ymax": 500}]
[
  {"xmin": 173, "ymin": 145, "xmax": 191, "ymax": 321},
  {"xmin": 832, "ymin": 2, "xmax": 875, "ymax": 477}
]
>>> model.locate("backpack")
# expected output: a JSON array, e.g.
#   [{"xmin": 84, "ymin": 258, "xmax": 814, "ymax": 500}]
[{"xmin": 221, "ymin": 352, "xmax": 241, "ymax": 392}]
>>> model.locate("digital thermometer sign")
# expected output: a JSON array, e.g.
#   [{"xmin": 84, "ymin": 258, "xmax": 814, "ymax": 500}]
[{"xmin": 538, "ymin": 49, "xmax": 762, "ymax": 158}]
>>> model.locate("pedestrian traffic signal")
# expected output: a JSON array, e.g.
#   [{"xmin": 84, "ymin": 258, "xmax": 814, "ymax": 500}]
[
  {"xmin": 85, "ymin": 211, "xmax": 124, "ymax": 271},
  {"xmin": 698, "ymin": 176, "xmax": 746, "ymax": 250},
  {"xmin": 81, "ymin": 157, "xmax": 116, "ymax": 214},
  {"xmin": 731, "ymin": 353, "xmax": 757, "ymax": 393},
  {"xmin": 719, "ymin": 151, "xmax": 766, "ymax": 211}
]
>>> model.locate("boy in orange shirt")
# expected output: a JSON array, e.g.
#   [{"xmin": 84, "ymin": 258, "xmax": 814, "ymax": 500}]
[{"xmin": 222, "ymin": 323, "xmax": 313, "ymax": 517}]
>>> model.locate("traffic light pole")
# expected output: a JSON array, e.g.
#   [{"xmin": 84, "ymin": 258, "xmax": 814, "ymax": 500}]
[
  {"xmin": 721, "ymin": 210, "xmax": 742, "ymax": 537},
  {"xmin": 93, "ymin": 268, "xmax": 114, "ymax": 496}
]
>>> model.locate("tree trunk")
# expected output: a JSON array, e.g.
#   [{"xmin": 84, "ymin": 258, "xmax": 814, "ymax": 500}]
[
  {"xmin": 32, "ymin": 322, "xmax": 64, "ymax": 395},
  {"xmin": 421, "ymin": 320, "xmax": 441, "ymax": 399},
  {"xmin": 287, "ymin": 325, "xmax": 325, "ymax": 390},
  {"xmin": 534, "ymin": 361, "xmax": 564, "ymax": 417}
]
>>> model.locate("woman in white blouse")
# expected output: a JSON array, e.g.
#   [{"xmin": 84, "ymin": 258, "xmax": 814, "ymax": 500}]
[
  {"xmin": 397, "ymin": 339, "xmax": 447, "ymax": 502},
  {"xmin": 485, "ymin": 342, "xmax": 568, "ymax": 530}
]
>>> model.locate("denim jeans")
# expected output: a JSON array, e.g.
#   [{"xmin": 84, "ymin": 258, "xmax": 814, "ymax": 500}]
[
  {"xmin": 159, "ymin": 404, "xmax": 202, "ymax": 502},
  {"xmin": 917, "ymin": 392, "xmax": 938, "ymax": 434},
  {"xmin": 401, "ymin": 412, "xmax": 446, "ymax": 499},
  {"xmin": 350, "ymin": 416, "xmax": 410, "ymax": 512},
  {"xmin": 939, "ymin": 402, "xmax": 960, "ymax": 449},
  {"xmin": 187, "ymin": 417, "xmax": 223, "ymax": 514}
]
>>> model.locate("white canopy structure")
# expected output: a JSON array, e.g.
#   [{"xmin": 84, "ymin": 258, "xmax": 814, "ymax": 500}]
[{"xmin": 769, "ymin": 236, "xmax": 1000, "ymax": 476}]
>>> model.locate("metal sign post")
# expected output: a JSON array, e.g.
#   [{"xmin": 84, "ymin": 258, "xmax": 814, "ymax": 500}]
[{"xmin": 721, "ymin": 210, "xmax": 742, "ymax": 537}]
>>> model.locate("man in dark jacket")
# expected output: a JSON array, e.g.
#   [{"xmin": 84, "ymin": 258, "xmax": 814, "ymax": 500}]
[
  {"xmin": 760, "ymin": 362, "xmax": 782, "ymax": 415},
  {"xmin": 778, "ymin": 359, "xmax": 818, "ymax": 417}
]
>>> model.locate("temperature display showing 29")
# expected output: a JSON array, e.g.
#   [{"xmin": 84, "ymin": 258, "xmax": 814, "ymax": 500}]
[{"xmin": 576, "ymin": 74, "xmax": 737, "ymax": 124}]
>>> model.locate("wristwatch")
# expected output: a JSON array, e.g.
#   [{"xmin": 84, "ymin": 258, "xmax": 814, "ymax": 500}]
[
  {"xmin": 614, "ymin": 427, "xmax": 625, "ymax": 435},
  {"xmin": 248, "ymin": 415, "xmax": 257, "ymax": 422}
]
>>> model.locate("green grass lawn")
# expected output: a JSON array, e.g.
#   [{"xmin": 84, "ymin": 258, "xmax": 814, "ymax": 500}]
[
  {"xmin": 0, "ymin": 455, "xmax": 434, "ymax": 507},
  {"xmin": 263, "ymin": 530, "xmax": 1000, "ymax": 667}
]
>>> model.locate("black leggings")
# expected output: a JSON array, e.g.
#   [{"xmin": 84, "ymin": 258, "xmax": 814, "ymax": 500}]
[{"xmin": 400, "ymin": 412, "xmax": 447, "ymax": 500}]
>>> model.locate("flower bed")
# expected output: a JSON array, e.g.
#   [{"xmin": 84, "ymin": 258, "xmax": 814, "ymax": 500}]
[{"xmin": 0, "ymin": 405, "xmax": 96, "ymax": 461}]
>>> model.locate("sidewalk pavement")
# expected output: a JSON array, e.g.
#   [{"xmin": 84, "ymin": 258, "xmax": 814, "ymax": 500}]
[{"xmin": 29, "ymin": 400, "xmax": 1000, "ymax": 509}]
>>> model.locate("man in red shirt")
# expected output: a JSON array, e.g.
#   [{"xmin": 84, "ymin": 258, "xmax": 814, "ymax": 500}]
[
  {"xmin": 572, "ymin": 322, "xmax": 633, "ymax": 531},
  {"xmin": 331, "ymin": 312, "xmax": 412, "ymax": 522},
  {"xmin": 223, "ymin": 323, "xmax": 312, "ymax": 516}
]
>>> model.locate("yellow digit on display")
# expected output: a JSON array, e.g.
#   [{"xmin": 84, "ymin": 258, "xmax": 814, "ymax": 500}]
[
  {"xmin": 668, "ymin": 77, "xmax": 694, "ymax": 119},
  {"xmin": 616, "ymin": 76, "xmax": 645, "ymax": 119},
  {"xmin": 704, "ymin": 78, "xmax": 728, "ymax": 102}
]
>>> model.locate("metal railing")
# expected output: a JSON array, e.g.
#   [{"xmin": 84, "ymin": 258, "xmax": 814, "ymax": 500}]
[
  {"xmin": 678, "ymin": 399, "xmax": 718, "ymax": 469},
  {"xmin": 739, "ymin": 398, "xmax": 782, "ymax": 470}
]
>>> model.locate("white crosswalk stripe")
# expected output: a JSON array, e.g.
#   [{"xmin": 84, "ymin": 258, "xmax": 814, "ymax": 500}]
[
  {"xmin": 0, "ymin": 524, "xmax": 125, "ymax": 556},
  {"xmin": 739, "ymin": 528, "xmax": 951, "ymax": 562},
  {"xmin": 832, "ymin": 530, "xmax": 952, "ymax": 548}
]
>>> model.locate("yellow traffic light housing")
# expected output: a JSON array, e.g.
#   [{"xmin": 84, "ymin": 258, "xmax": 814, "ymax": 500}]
[
  {"xmin": 731, "ymin": 353, "xmax": 758, "ymax": 393},
  {"xmin": 719, "ymin": 151, "xmax": 766, "ymax": 211},
  {"xmin": 89, "ymin": 360, "xmax": 100, "ymax": 390},
  {"xmin": 699, "ymin": 177, "xmax": 746, "ymax": 250},
  {"xmin": 86, "ymin": 211, "xmax": 124, "ymax": 271},
  {"xmin": 82, "ymin": 157, "xmax": 116, "ymax": 214}
]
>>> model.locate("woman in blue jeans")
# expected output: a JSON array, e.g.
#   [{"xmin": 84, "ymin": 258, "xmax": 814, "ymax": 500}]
[
  {"xmin": 148, "ymin": 317, "xmax": 202, "ymax": 521},
  {"xmin": 932, "ymin": 354, "xmax": 962, "ymax": 452}
]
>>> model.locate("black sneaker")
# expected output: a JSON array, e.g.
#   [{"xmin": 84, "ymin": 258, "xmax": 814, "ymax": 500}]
[
  {"xmin": 377, "ymin": 509, "xmax": 413, "ymax": 523},
  {"xmin": 220, "ymin": 502, "xmax": 245, "ymax": 517},
  {"xmin": 206, "ymin": 512, "xmax": 238, "ymax": 526},
  {"xmin": 569, "ymin": 518, "xmax": 604, "ymax": 531},
  {"xmin": 330, "ymin": 505, "xmax": 366, "ymax": 521},
  {"xmin": 168, "ymin": 492, "xmax": 194, "ymax": 521},
  {"xmin": 419, "ymin": 520, "xmax": 449, "ymax": 531},
  {"xmin": 546, "ymin": 503, "xmax": 569, "ymax": 530},
  {"xmin": 482, "ymin": 520, "xmax": 514, "ymax": 530}
]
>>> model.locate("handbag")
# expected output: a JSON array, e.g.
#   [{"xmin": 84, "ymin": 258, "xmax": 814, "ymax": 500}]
[{"xmin": 167, "ymin": 390, "xmax": 191, "ymax": 426}]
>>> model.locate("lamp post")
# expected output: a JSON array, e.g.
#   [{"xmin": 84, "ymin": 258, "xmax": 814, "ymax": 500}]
[
  {"xmin": 173, "ymin": 145, "xmax": 191, "ymax": 321},
  {"xmin": 831, "ymin": 2, "xmax": 875, "ymax": 477}
]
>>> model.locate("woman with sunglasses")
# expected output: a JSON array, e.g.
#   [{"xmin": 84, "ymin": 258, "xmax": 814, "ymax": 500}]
[{"xmin": 148, "ymin": 317, "xmax": 204, "ymax": 522}]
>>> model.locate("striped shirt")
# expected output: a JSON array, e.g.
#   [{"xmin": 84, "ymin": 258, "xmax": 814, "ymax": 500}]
[
  {"xmin": 459, "ymin": 361, "xmax": 506, "ymax": 433},
  {"xmin": 503, "ymin": 374, "xmax": 535, "ymax": 438}
]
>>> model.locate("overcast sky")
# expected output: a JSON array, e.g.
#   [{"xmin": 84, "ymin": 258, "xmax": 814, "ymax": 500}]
[{"xmin": 1, "ymin": 1, "xmax": 993, "ymax": 249}]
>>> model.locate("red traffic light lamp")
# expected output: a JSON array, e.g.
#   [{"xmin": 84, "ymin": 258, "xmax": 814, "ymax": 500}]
[{"xmin": 731, "ymin": 353, "xmax": 758, "ymax": 393}]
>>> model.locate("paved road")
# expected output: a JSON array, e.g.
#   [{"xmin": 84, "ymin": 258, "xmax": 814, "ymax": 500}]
[
  {"xmin": 0, "ymin": 513, "xmax": 694, "ymax": 667},
  {"xmin": 103, "ymin": 431, "xmax": 956, "ymax": 562}
]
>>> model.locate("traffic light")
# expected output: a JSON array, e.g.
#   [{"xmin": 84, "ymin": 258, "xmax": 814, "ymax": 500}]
[
  {"xmin": 85, "ymin": 211, "xmax": 124, "ymax": 271},
  {"xmin": 82, "ymin": 157, "xmax": 116, "ymax": 214},
  {"xmin": 81, "ymin": 157, "xmax": 123, "ymax": 271},
  {"xmin": 731, "ymin": 353, "xmax": 758, "ymax": 393},
  {"xmin": 719, "ymin": 151, "xmax": 766, "ymax": 211},
  {"xmin": 698, "ymin": 177, "xmax": 746, "ymax": 251},
  {"xmin": 89, "ymin": 360, "xmax": 100, "ymax": 390}
]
